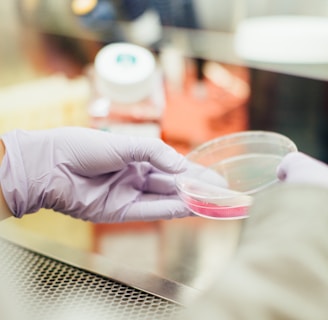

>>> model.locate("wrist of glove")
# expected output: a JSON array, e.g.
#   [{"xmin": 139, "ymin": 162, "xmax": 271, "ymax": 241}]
[
  {"xmin": 0, "ymin": 127, "xmax": 192, "ymax": 223},
  {"xmin": 277, "ymin": 151, "xmax": 328, "ymax": 188}
]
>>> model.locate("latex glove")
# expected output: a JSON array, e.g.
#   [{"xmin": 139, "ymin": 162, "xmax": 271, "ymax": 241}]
[
  {"xmin": 0, "ymin": 127, "xmax": 192, "ymax": 223},
  {"xmin": 277, "ymin": 151, "xmax": 328, "ymax": 188}
]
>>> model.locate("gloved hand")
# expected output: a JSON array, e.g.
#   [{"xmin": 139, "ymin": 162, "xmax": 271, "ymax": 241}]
[
  {"xmin": 0, "ymin": 127, "xmax": 192, "ymax": 223},
  {"xmin": 277, "ymin": 151, "xmax": 328, "ymax": 188}
]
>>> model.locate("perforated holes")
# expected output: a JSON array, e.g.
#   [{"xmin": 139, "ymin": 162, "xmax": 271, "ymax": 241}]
[{"xmin": 0, "ymin": 238, "xmax": 182, "ymax": 320}]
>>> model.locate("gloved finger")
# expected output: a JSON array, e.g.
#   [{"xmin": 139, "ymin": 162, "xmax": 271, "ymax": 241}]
[
  {"xmin": 276, "ymin": 151, "xmax": 301, "ymax": 181},
  {"xmin": 142, "ymin": 172, "xmax": 177, "ymax": 195},
  {"xmin": 119, "ymin": 194, "xmax": 192, "ymax": 222},
  {"xmin": 176, "ymin": 162, "xmax": 228, "ymax": 201},
  {"xmin": 113, "ymin": 135, "xmax": 188, "ymax": 174},
  {"xmin": 62, "ymin": 128, "xmax": 188, "ymax": 176},
  {"xmin": 185, "ymin": 161, "xmax": 228, "ymax": 187},
  {"xmin": 277, "ymin": 151, "xmax": 328, "ymax": 187}
]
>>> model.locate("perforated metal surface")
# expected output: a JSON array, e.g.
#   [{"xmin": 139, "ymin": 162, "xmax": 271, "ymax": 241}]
[{"xmin": 0, "ymin": 238, "xmax": 183, "ymax": 320}]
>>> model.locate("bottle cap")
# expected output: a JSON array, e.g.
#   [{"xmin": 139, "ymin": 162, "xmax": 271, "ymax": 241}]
[{"xmin": 95, "ymin": 42, "xmax": 156, "ymax": 103}]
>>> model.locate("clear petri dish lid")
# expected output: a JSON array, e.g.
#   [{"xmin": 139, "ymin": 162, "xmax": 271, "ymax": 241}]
[{"xmin": 176, "ymin": 130, "xmax": 297, "ymax": 219}]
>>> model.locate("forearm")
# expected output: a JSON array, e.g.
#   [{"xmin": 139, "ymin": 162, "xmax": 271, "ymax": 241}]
[
  {"xmin": 180, "ymin": 185, "xmax": 328, "ymax": 319},
  {"xmin": 0, "ymin": 139, "xmax": 12, "ymax": 221}
]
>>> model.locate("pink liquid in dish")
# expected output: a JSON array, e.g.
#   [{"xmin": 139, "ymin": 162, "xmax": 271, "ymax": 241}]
[{"xmin": 186, "ymin": 197, "xmax": 249, "ymax": 219}]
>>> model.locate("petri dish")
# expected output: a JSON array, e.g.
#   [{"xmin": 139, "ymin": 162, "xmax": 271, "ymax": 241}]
[{"xmin": 175, "ymin": 131, "xmax": 297, "ymax": 220}]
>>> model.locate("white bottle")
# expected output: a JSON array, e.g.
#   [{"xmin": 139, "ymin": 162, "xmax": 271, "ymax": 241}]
[{"xmin": 88, "ymin": 42, "xmax": 165, "ymax": 138}]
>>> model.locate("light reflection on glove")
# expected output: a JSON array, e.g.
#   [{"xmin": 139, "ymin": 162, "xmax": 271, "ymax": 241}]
[
  {"xmin": 0, "ymin": 127, "xmax": 192, "ymax": 223},
  {"xmin": 277, "ymin": 151, "xmax": 328, "ymax": 188}
]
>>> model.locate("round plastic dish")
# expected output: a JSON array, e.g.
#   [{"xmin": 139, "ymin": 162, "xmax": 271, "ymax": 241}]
[{"xmin": 175, "ymin": 131, "xmax": 297, "ymax": 220}]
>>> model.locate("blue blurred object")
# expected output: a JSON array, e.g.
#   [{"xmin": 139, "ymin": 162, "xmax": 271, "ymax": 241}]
[
  {"xmin": 74, "ymin": 0, "xmax": 202, "ymax": 49},
  {"xmin": 120, "ymin": 0, "xmax": 149, "ymax": 20},
  {"xmin": 74, "ymin": 0, "xmax": 125, "ymax": 43},
  {"xmin": 76, "ymin": 0, "xmax": 117, "ymax": 32},
  {"xmin": 120, "ymin": 0, "xmax": 200, "ymax": 29},
  {"xmin": 152, "ymin": 0, "xmax": 200, "ymax": 29}
]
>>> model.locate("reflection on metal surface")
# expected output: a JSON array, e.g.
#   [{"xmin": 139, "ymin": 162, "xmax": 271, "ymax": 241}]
[
  {"xmin": 0, "ymin": 215, "xmax": 242, "ymax": 305},
  {"xmin": 93, "ymin": 217, "xmax": 242, "ymax": 292}
]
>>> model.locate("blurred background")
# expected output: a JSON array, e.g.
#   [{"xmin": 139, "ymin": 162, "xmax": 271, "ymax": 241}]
[
  {"xmin": 1, "ymin": 0, "xmax": 328, "ymax": 297},
  {"xmin": 2, "ymin": 0, "xmax": 328, "ymax": 156}
]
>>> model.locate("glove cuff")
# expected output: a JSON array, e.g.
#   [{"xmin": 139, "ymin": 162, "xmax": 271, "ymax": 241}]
[{"xmin": 0, "ymin": 131, "xmax": 31, "ymax": 218}]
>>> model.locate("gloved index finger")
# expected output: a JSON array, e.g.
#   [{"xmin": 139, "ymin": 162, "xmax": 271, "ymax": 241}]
[
  {"xmin": 117, "ymin": 135, "xmax": 188, "ymax": 174},
  {"xmin": 61, "ymin": 128, "xmax": 188, "ymax": 176}
]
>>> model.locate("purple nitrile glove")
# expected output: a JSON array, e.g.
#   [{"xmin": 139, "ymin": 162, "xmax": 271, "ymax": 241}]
[
  {"xmin": 0, "ymin": 127, "xmax": 193, "ymax": 223},
  {"xmin": 277, "ymin": 151, "xmax": 328, "ymax": 188}
]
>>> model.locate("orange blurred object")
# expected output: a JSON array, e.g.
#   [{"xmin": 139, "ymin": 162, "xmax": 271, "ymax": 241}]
[{"xmin": 161, "ymin": 59, "xmax": 250, "ymax": 154}]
